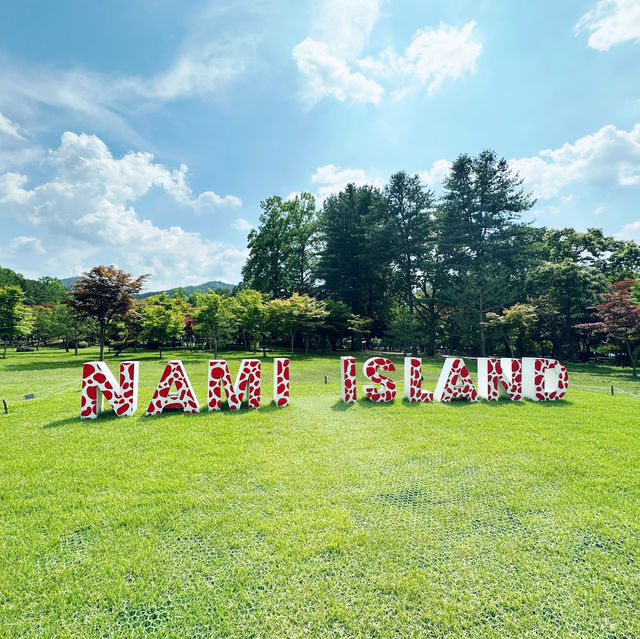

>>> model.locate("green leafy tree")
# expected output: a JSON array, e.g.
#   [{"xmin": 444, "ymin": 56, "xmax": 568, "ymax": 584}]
[
  {"xmin": 242, "ymin": 193, "xmax": 319, "ymax": 297},
  {"xmin": 526, "ymin": 259, "xmax": 607, "ymax": 358},
  {"xmin": 229, "ymin": 289, "xmax": 267, "ymax": 352},
  {"xmin": 317, "ymin": 184, "xmax": 392, "ymax": 333},
  {"xmin": 383, "ymin": 171, "xmax": 434, "ymax": 319},
  {"xmin": 268, "ymin": 293, "xmax": 327, "ymax": 356},
  {"xmin": 485, "ymin": 303, "xmax": 537, "ymax": 357},
  {"xmin": 437, "ymin": 150, "xmax": 536, "ymax": 355},
  {"xmin": 0, "ymin": 285, "xmax": 34, "ymax": 358},
  {"xmin": 141, "ymin": 293, "xmax": 185, "ymax": 359},
  {"xmin": 194, "ymin": 290, "xmax": 233, "ymax": 357},
  {"xmin": 31, "ymin": 303, "xmax": 59, "ymax": 348}
]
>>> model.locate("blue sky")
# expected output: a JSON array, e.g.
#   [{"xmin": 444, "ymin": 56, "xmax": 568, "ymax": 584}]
[{"xmin": 1, "ymin": 0, "xmax": 639, "ymax": 289}]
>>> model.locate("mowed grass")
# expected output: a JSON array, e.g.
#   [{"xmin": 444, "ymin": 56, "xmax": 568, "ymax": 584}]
[{"xmin": 1, "ymin": 348, "xmax": 639, "ymax": 638}]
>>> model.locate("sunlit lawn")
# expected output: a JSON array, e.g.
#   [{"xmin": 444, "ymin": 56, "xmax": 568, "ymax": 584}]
[{"xmin": 1, "ymin": 348, "xmax": 639, "ymax": 638}]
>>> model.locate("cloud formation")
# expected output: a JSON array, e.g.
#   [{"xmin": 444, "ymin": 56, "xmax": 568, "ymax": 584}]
[
  {"xmin": 576, "ymin": 0, "xmax": 640, "ymax": 50},
  {"xmin": 511, "ymin": 123, "xmax": 640, "ymax": 199},
  {"xmin": 0, "ymin": 132, "xmax": 245, "ymax": 288},
  {"xmin": 294, "ymin": 13, "xmax": 482, "ymax": 105},
  {"xmin": 293, "ymin": 38, "xmax": 384, "ymax": 105},
  {"xmin": 311, "ymin": 163, "xmax": 382, "ymax": 200}
]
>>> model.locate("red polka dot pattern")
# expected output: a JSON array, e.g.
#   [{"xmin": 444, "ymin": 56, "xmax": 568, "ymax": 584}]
[
  {"xmin": 273, "ymin": 358, "xmax": 290, "ymax": 407},
  {"xmin": 434, "ymin": 358, "xmax": 479, "ymax": 403},
  {"xmin": 207, "ymin": 359, "xmax": 261, "ymax": 411},
  {"xmin": 477, "ymin": 358, "xmax": 522, "ymax": 402},
  {"xmin": 145, "ymin": 360, "xmax": 200, "ymax": 415},
  {"xmin": 362, "ymin": 357, "xmax": 396, "ymax": 403},
  {"xmin": 80, "ymin": 361, "xmax": 139, "ymax": 419},
  {"xmin": 341, "ymin": 356, "xmax": 357, "ymax": 404},
  {"xmin": 403, "ymin": 357, "xmax": 434, "ymax": 403}
]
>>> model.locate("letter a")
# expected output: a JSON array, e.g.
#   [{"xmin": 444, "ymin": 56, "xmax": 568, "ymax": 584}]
[
  {"xmin": 434, "ymin": 358, "xmax": 478, "ymax": 403},
  {"xmin": 146, "ymin": 360, "xmax": 199, "ymax": 415}
]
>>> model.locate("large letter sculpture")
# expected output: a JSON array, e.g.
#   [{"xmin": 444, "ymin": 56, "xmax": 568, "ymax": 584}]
[
  {"xmin": 273, "ymin": 358, "xmax": 290, "ymax": 407},
  {"xmin": 403, "ymin": 357, "xmax": 433, "ymax": 402},
  {"xmin": 208, "ymin": 359, "xmax": 261, "ymax": 410},
  {"xmin": 362, "ymin": 357, "xmax": 396, "ymax": 402},
  {"xmin": 81, "ymin": 361, "xmax": 139, "ymax": 419},
  {"xmin": 434, "ymin": 357, "xmax": 479, "ymax": 403},
  {"xmin": 477, "ymin": 358, "xmax": 523, "ymax": 401},
  {"xmin": 522, "ymin": 358, "xmax": 568, "ymax": 401},
  {"xmin": 341, "ymin": 356, "xmax": 357, "ymax": 404},
  {"xmin": 146, "ymin": 360, "xmax": 199, "ymax": 415}
]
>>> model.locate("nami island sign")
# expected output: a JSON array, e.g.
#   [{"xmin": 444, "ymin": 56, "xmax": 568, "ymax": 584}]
[{"xmin": 80, "ymin": 356, "xmax": 568, "ymax": 418}]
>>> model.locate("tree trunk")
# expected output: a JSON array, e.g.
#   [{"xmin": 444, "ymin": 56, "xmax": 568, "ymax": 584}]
[
  {"xmin": 2, "ymin": 343, "xmax": 6, "ymax": 359},
  {"xmin": 290, "ymin": 330, "xmax": 295, "ymax": 357},
  {"xmin": 74, "ymin": 326, "xmax": 78, "ymax": 356},
  {"xmin": 159, "ymin": 344, "xmax": 162, "ymax": 359},
  {"xmin": 625, "ymin": 338, "xmax": 637, "ymax": 377},
  {"xmin": 214, "ymin": 337, "xmax": 218, "ymax": 359},
  {"xmin": 99, "ymin": 323, "xmax": 105, "ymax": 361},
  {"xmin": 427, "ymin": 297, "xmax": 436, "ymax": 357}
]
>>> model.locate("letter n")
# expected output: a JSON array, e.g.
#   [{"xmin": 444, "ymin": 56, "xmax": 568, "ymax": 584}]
[
  {"xmin": 477, "ymin": 358, "xmax": 522, "ymax": 401},
  {"xmin": 81, "ymin": 361, "xmax": 138, "ymax": 419},
  {"xmin": 208, "ymin": 359, "xmax": 261, "ymax": 410}
]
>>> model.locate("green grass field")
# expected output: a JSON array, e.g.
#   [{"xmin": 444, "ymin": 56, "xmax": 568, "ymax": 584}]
[{"xmin": 1, "ymin": 349, "xmax": 639, "ymax": 638}]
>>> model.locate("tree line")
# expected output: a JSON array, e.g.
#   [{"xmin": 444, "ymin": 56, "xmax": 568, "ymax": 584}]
[
  {"xmin": 1, "ymin": 149, "xmax": 639, "ymax": 372},
  {"xmin": 241, "ymin": 150, "xmax": 640, "ymax": 369}
]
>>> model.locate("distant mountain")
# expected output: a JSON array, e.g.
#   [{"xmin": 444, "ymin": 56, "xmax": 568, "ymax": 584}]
[
  {"xmin": 137, "ymin": 280, "xmax": 235, "ymax": 298},
  {"xmin": 60, "ymin": 277, "xmax": 234, "ymax": 298}
]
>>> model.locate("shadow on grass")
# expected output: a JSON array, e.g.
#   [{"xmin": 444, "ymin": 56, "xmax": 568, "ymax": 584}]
[{"xmin": 42, "ymin": 412, "xmax": 122, "ymax": 429}]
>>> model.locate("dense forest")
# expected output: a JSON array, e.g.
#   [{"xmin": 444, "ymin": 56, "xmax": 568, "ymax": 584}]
[{"xmin": 2, "ymin": 150, "xmax": 639, "ymax": 368}]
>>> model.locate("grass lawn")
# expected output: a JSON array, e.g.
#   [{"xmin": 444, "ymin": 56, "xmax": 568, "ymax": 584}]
[{"xmin": 1, "ymin": 348, "xmax": 639, "ymax": 638}]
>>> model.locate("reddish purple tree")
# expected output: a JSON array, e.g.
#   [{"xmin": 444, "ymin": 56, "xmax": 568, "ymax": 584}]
[{"xmin": 575, "ymin": 279, "xmax": 640, "ymax": 376}]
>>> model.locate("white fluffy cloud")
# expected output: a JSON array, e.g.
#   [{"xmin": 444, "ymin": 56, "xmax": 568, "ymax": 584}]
[
  {"xmin": 293, "ymin": 38, "xmax": 384, "ymax": 105},
  {"xmin": 576, "ymin": 0, "xmax": 640, "ymax": 50},
  {"xmin": 418, "ymin": 158, "xmax": 452, "ymax": 187},
  {"xmin": 312, "ymin": 0, "xmax": 382, "ymax": 60},
  {"xmin": 402, "ymin": 22, "xmax": 482, "ymax": 94},
  {"xmin": 294, "ymin": 12, "xmax": 482, "ymax": 105},
  {"xmin": 0, "ymin": 132, "xmax": 246, "ymax": 288},
  {"xmin": 615, "ymin": 220, "xmax": 640, "ymax": 241},
  {"xmin": 510, "ymin": 123, "xmax": 640, "ymax": 199},
  {"xmin": 8, "ymin": 236, "xmax": 45, "ymax": 255},
  {"xmin": 233, "ymin": 217, "xmax": 253, "ymax": 232},
  {"xmin": 0, "ymin": 111, "xmax": 25, "ymax": 140},
  {"xmin": 311, "ymin": 163, "xmax": 382, "ymax": 200}
]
